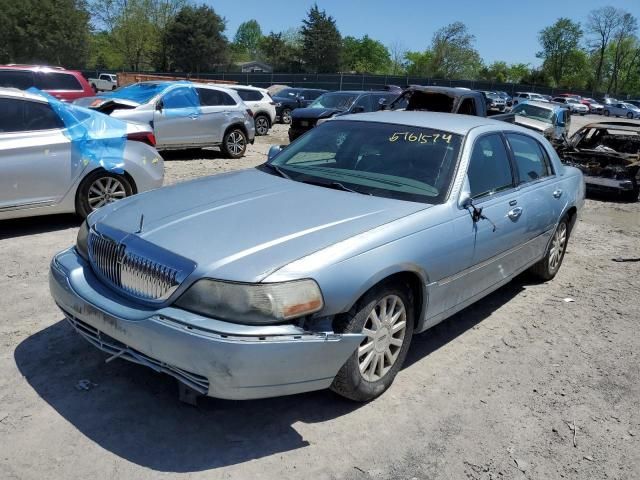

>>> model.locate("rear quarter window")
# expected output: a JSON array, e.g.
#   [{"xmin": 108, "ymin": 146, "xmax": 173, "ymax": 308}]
[{"xmin": 36, "ymin": 72, "xmax": 82, "ymax": 91}]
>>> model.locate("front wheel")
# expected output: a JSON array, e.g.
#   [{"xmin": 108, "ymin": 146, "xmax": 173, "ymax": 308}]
[
  {"xmin": 627, "ymin": 112, "xmax": 634, "ymax": 119},
  {"xmin": 221, "ymin": 128, "xmax": 247, "ymax": 159},
  {"xmin": 281, "ymin": 108, "xmax": 292, "ymax": 124},
  {"xmin": 529, "ymin": 217, "xmax": 570, "ymax": 280},
  {"xmin": 331, "ymin": 283, "xmax": 414, "ymax": 402},
  {"xmin": 76, "ymin": 170, "xmax": 133, "ymax": 218}
]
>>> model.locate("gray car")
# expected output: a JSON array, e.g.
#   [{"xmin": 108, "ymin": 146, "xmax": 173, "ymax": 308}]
[
  {"xmin": 0, "ymin": 88, "xmax": 163, "ymax": 220},
  {"xmin": 76, "ymin": 81, "xmax": 256, "ymax": 158},
  {"xmin": 50, "ymin": 112, "xmax": 584, "ymax": 402},
  {"xmin": 603, "ymin": 102, "xmax": 640, "ymax": 119}
]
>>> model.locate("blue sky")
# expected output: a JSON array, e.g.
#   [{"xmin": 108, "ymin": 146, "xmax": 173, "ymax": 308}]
[{"xmin": 206, "ymin": 0, "xmax": 640, "ymax": 67}]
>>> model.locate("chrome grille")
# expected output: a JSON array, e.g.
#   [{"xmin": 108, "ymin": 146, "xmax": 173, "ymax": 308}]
[{"xmin": 88, "ymin": 232, "xmax": 181, "ymax": 301}]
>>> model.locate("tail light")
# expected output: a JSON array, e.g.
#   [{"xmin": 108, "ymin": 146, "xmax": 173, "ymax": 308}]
[
  {"xmin": 246, "ymin": 108, "xmax": 254, "ymax": 118},
  {"xmin": 127, "ymin": 131, "xmax": 156, "ymax": 147}
]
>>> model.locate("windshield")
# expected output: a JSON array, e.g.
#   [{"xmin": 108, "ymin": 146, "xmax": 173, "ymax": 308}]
[
  {"xmin": 100, "ymin": 82, "xmax": 171, "ymax": 104},
  {"xmin": 266, "ymin": 120, "xmax": 462, "ymax": 204},
  {"xmin": 511, "ymin": 104, "xmax": 554, "ymax": 123},
  {"xmin": 310, "ymin": 93, "xmax": 358, "ymax": 110}
]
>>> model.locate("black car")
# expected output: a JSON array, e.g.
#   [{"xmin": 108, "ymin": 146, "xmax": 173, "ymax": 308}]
[
  {"xmin": 271, "ymin": 87, "xmax": 327, "ymax": 124},
  {"xmin": 288, "ymin": 90, "xmax": 399, "ymax": 141}
]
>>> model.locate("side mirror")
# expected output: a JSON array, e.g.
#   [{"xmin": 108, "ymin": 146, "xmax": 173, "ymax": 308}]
[
  {"xmin": 155, "ymin": 100, "xmax": 163, "ymax": 112},
  {"xmin": 267, "ymin": 145, "xmax": 283, "ymax": 160},
  {"xmin": 351, "ymin": 105, "xmax": 365, "ymax": 114},
  {"xmin": 378, "ymin": 98, "xmax": 388, "ymax": 111},
  {"xmin": 458, "ymin": 176, "xmax": 473, "ymax": 209}
]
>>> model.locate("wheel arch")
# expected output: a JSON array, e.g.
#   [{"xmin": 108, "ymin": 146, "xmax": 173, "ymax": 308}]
[
  {"xmin": 223, "ymin": 122, "xmax": 249, "ymax": 140},
  {"xmin": 74, "ymin": 167, "xmax": 138, "ymax": 214}
]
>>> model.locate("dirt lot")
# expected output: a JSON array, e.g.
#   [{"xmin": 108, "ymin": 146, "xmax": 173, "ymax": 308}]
[{"xmin": 1, "ymin": 116, "xmax": 639, "ymax": 480}]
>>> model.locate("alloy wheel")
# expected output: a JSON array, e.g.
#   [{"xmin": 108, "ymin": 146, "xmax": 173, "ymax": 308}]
[
  {"xmin": 282, "ymin": 109, "xmax": 292, "ymax": 124},
  {"xmin": 227, "ymin": 131, "xmax": 246, "ymax": 156},
  {"xmin": 87, "ymin": 176, "xmax": 127, "ymax": 210},
  {"xmin": 358, "ymin": 295, "xmax": 407, "ymax": 382},
  {"xmin": 548, "ymin": 222, "xmax": 567, "ymax": 272},
  {"xmin": 255, "ymin": 117, "xmax": 269, "ymax": 135}
]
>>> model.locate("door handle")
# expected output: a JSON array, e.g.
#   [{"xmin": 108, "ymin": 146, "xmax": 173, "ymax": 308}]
[
  {"xmin": 507, "ymin": 207, "xmax": 523, "ymax": 220},
  {"xmin": 553, "ymin": 189, "xmax": 563, "ymax": 198}
]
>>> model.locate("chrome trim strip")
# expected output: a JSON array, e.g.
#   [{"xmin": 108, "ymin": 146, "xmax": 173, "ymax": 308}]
[{"xmin": 0, "ymin": 199, "xmax": 55, "ymax": 212}]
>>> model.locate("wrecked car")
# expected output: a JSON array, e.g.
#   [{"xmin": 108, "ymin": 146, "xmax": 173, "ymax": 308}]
[
  {"xmin": 75, "ymin": 81, "xmax": 255, "ymax": 158},
  {"xmin": 50, "ymin": 111, "xmax": 584, "ymax": 402},
  {"xmin": 558, "ymin": 121, "xmax": 640, "ymax": 201},
  {"xmin": 390, "ymin": 85, "xmax": 490, "ymax": 117},
  {"xmin": 510, "ymin": 100, "xmax": 571, "ymax": 146}
]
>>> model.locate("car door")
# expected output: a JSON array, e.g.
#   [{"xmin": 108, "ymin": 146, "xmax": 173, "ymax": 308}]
[
  {"xmin": 0, "ymin": 97, "xmax": 72, "ymax": 212},
  {"xmin": 197, "ymin": 88, "xmax": 239, "ymax": 143},
  {"xmin": 445, "ymin": 133, "xmax": 528, "ymax": 308},
  {"xmin": 504, "ymin": 132, "xmax": 563, "ymax": 259},
  {"xmin": 153, "ymin": 86, "xmax": 202, "ymax": 147}
]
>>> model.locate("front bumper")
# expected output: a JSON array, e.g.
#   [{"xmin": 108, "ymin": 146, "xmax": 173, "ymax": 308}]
[{"xmin": 49, "ymin": 248, "xmax": 362, "ymax": 400}]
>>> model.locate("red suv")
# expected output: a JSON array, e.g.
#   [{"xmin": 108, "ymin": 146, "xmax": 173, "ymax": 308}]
[{"xmin": 0, "ymin": 65, "xmax": 94, "ymax": 101}]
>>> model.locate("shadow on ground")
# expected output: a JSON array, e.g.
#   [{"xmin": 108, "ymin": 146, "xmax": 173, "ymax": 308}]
[
  {"xmin": 0, "ymin": 214, "xmax": 79, "ymax": 240},
  {"xmin": 14, "ymin": 275, "xmax": 528, "ymax": 473}
]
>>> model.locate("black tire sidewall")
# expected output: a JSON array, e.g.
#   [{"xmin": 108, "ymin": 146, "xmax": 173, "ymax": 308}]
[
  {"xmin": 332, "ymin": 283, "xmax": 415, "ymax": 401},
  {"xmin": 281, "ymin": 108, "xmax": 292, "ymax": 124},
  {"xmin": 222, "ymin": 128, "xmax": 247, "ymax": 158},
  {"xmin": 76, "ymin": 170, "xmax": 133, "ymax": 218}
]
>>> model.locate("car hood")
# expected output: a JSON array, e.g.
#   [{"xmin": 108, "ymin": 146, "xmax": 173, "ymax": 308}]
[
  {"xmin": 74, "ymin": 96, "xmax": 141, "ymax": 109},
  {"xmin": 292, "ymin": 107, "xmax": 343, "ymax": 120},
  {"xmin": 89, "ymin": 169, "xmax": 427, "ymax": 282},
  {"xmin": 513, "ymin": 115, "xmax": 554, "ymax": 134}
]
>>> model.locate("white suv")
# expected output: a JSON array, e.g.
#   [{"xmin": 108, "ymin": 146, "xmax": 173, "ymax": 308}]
[{"xmin": 229, "ymin": 85, "xmax": 276, "ymax": 136}]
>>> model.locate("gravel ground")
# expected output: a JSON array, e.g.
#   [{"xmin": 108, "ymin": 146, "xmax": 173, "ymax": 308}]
[{"xmin": 0, "ymin": 116, "xmax": 639, "ymax": 480}]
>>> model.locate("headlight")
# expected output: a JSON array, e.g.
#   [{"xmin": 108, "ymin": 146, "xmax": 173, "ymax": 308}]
[
  {"xmin": 276, "ymin": 102, "xmax": 282, "ymax": 107},
  {"xmin": 175, "ymin": 279, "xmax": 324, "ymax": 325},
  {"xmin": 76, "ymin": 220, "xmax": 89, "ymax": 261}
]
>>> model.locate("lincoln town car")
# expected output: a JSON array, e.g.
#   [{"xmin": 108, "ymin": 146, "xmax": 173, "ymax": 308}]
[{"xmin": 49, "ymin": 111, "xmax": 584, "ymax": 402}]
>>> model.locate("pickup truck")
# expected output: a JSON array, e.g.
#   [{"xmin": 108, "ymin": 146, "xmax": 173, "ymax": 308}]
[{"xmin": 88, "ymin": 73, "xmax": 117, "ymax": 92}]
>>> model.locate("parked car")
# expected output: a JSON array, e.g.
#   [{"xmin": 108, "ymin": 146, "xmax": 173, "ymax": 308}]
[
  {"xmin": 494, "ymin": 91, "xmax": 512, "ymax": 106},
  {"xmin": 0, "ymin": 65, "xmax": 94, "ymax": 102},
  {"xmin": 603, "ymin": 102, "xmax": 640, "ymax": 119},
  {"xmin": 552, "ymin": 97, "xmax": 589, "ymax": 115},
  {"xmin": 479, "ymin": 91, "xmax": 507, "ymax": 113},
  {"xmin": 88, "ymin": 73, "xmax": 118, "ymax": 92},
  {"xmin": 271, "ymin": 87, "xmax": 327, "ymax": 124},
  {"xmin": 228, "ymin": 85, "xmax": 276, "ymax": 136},
  {"xmin": 288, "ymin": 90, "xmax": 398, "ymax": 141},
  {"xmin": 50, "ymin": 111, "xmax": 584, "ymax": 402},
  {"xmin": 582, "ymin": 97, "xmax": 604, "ymax": 114},
  {"xmin": 510, "ymin": 101, "xmax": 571, "ymax": 145},
  {"xmin": 0, "ymin": 87, "xmax": 163, "ymax": 220},
  {"xmin": 558, "ymin": 121, "xmax": 640, "ymax": 201},
  {"xmin": 625, "ymin": 99, "xmax": 640, "ymax": 109},
  {"xmin": 512, "ymin": 92, "xmax": 548, "ymax": 106},
  {"xmin": 76, "ymin": 81, "xmax": 255, "ymax": 157}
]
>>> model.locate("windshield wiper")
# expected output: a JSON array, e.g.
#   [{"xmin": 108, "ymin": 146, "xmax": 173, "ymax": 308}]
[
  {"xmin": 330, "ymin": 181, "xmax": 362, "ymax": 194},
  {"xmin": 263, "ymin": 163, "xmax": 291, "ymax": 180}
]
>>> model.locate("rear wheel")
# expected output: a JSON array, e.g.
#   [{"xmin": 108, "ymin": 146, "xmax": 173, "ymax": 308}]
[
  {"xmin": 627, "ymin": 112, "xmax": 634, "ymax": 119},
  {"xmin": 530, "ymin": 217, "xmax": 570, "ymax": 280},
  {"xmin": 331, "ymin": 283, "xmax": 414, "ymax": 402},
  {"xmin": 221, "ymin": 128, "xmax": 247, "ymax": 159},
  {"xmin": 604, "ymin": 110, "xmax": 610, "ymax": 117},
  {"xmin": 254, "ymin": 114, "xmax": 270, "ymax": 136},
  {"xmin": 76, "ymin": 170, "xmax": 133, "ymax": 218}
]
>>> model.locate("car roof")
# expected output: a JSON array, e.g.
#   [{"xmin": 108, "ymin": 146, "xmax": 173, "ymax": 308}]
[
  {"xmin": 228, "ymin": 84, "xmax": 268, "ymax": 93},
  {"xmin": 0, "ymin": 86, "xmax": 48, "ymax": 102},
  {"xmin": 582, "ymin": 121, "xmax": 640, "ymax": 132},
  {"xmin": 333, "ymin": 111, "xmax": 522, "ymax": 135}
]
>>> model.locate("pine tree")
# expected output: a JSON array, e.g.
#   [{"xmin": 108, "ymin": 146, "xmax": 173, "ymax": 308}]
[{"xmin": 300, "ymin": 4, "xmax": 341, "ymax": 73}]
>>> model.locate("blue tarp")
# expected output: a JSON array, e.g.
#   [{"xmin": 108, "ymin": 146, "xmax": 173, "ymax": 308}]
[
  {"xmin": 28, "ymin": 88, "xmax": 127, "ymax": 173},
  {"xmin": 99, "ymin": 81, "xmax": 201, "ymax": 117}
]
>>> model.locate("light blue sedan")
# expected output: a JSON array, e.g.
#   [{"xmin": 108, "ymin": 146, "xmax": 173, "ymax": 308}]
[
  {"xmin": 49, "ymin": 112, "xmax": 585, "ymax": 402},
  {"xmin": 604, "ymin": 102, "xmax": 640, "ymax": 119}
]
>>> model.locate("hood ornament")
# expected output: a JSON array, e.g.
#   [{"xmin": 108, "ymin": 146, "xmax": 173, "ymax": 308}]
[{"xmin": 135, "ymin": 214, "xmax": 144, "ymax": 234}]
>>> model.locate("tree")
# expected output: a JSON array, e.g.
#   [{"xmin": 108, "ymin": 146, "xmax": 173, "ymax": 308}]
[
  {"xmin": 388, "ymin": 41, "xmax": 407, "ymax": 75},
  {"xmin": 404, "ymin": 50, "xmax": 433, "ymax": 76},
  {"xmin": 607, "ymin": 12, "xmax": 638, "ymax": 93},
  {"xmin": 341, "ymin": 35, "xmax": 391, "ymax": 73},
  {"xmin": 429, "ymin": 22, "xmax": 482, "ymax": 79},
  {"xmin": 164, "ymin": 5, "xmax": 228, "ymax": 73},
  {"xmin": 233, "ymin": 20, "xmax": 263, "ymax": 60},
  {"xmin": 258, "ymin": 31, "xmax": 303, "ymax": 72},
  {"xmin": 300, "ymin": 4, "xmax": 342, "ymax": 73},
  {"xmin": 0, "ymin": 0, "xmax": 90, "ymax": 67},
  {"xmin": 537, "ymin": 18, "xmax": 583, "ymax": 86},
  {"xmin": 586, "ymin": 6, "xmax": 623, "ymax": 91}
]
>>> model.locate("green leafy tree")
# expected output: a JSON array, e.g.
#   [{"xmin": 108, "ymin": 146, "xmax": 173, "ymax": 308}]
[
  {"xmin": 607, "ymin": 12, "xmax": 638, "ymax": 93},
  {"xmin": 341, "ymin": 35, "xmax": 391, "ymax": 73},
  {"xmin": 537, "ymin": 18, "xmax": 583, "ymax": 86},
  {"xmin": 404, "ymin": 50, "xmax": 433, "ymax": 76},
  {"xmin": 586, "ymin": 6, "xmax": 624, "ymax": 91},
  {"xmin": 164, "ymin": 4, "xmax": 228, "ymax": 73},
  {"xmin": 429, "ymin": 22, "xmax": 482, "ymax": 79},
  {"xmin": 233, "ymin": 20, "xmax": 263, "ymax": 60},
  {"xmin": 0, "ymin": 0, "xmax": 90, "ymax": 67},
  {"xmin": 258, "ymin": 31, "xmax": 303, "ymax": 72},
  {"xmin": 300, "ymin": 4, "xmax": 342, "ymax": 73}
]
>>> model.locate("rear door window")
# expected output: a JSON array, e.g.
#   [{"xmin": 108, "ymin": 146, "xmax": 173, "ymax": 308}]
[
  {"xmin": 0, "ymin": 70, "xmax": 35, "ymax": 89},
  {"xmin": 505, "ymin": 133, "xmax": 552, "ymax": 183},
  {"xmin": 197, "ymin": 88, "xmax": 237, "ymax": 106},
  {"xmin": 467, "ymin": 134, "xmax": 514, "ymax": 199},
  {"xmin": 35, "ymin": 72, "xmax": 82, "ymax": 91}
]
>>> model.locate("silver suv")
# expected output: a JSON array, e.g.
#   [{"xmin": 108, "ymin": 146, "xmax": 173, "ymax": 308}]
[{"xmin": 76, "ymin": 81, "xmax": 255, "ymax": 158}]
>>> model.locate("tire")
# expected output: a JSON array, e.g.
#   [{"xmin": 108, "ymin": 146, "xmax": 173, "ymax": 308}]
[
  {"xmin": 76, "ymin": 170, "xmax": 134, "ymax": 218},
  {"xmin": 254, "ymin": 114, "xmax": 270, "ymax": 136},
  {"xmin": 281, "ymin": 108, "xmax": 292, "ymax": 124},
  {"xmin": 529, "ymin": 216, "xmax": 570, "ymax": 281},
  {"xmin": 604, "ymin": 110, "xmax": 610, "ymax": 117},
  {"xmin": 221, "ymin": 128, "xmax": 247, "ymax": 159},
  {"xmin": 331, "ymin": 282, "xmax": 415, "ymax": 402},
  {"xmin": 627, "ymin": 112, "xmax": 634, "ymax": 119}
]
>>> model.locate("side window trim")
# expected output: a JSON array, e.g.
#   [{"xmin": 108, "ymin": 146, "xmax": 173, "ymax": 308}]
[{"xmin": 503, "ymin": 131, "xmax": 554, "ymax": 186}]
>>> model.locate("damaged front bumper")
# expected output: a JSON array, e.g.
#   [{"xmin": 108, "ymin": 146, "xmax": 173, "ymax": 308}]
[{"xmin": 49, "ymin": 248, "xmax": 362, "ymax": 400}]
